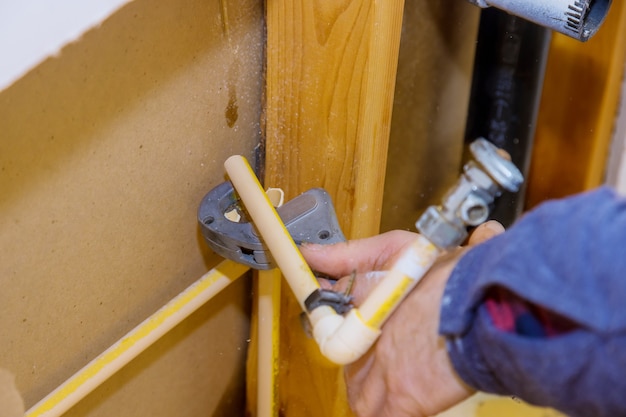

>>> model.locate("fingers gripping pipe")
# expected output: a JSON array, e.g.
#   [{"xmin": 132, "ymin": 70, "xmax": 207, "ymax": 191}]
[
  {"xmin": 306, "ymin": 235, "xmax": 440, "ymax": 364},
  {"xmin": 225, "ymin": 139, "xmax": 522, "ymax": 365}
]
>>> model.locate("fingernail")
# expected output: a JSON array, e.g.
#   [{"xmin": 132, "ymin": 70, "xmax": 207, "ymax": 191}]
[
  {"xmin": 483, "ymin": 220, "xmax": 505, "ymax": 233},
  {"xmin": 300, "ymin": 242, "xmax": 323, "ymax": 251}
]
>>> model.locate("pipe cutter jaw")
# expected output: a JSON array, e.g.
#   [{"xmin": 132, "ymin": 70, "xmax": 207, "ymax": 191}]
[{"xmin": 198, "ymin": 181, "xmax": 346, "ymax": 270}]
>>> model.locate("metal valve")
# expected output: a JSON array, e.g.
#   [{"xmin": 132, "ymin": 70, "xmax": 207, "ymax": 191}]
[{"xmin": 415, "ymin": 138, "xmax": 523, "ymax": 250}]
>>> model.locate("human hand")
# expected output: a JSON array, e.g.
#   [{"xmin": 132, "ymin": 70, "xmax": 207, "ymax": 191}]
[{"xmin": 301, "ymin": 221, "xmax": 505, "ymax": 417}]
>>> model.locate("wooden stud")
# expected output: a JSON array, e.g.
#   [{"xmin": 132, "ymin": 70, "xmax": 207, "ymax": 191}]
[
  {"xmin": 526, "ymin": 1, "xmax": 626, "ymax": 207},
  {"xmin": 261, "ymin": 0, "xmax": 405, "ymax": 415}
]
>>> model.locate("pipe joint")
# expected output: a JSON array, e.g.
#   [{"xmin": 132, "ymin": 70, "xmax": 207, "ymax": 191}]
[{"xmin": 311, "ymin": 308, "xmax": 381, "ymax": 365}]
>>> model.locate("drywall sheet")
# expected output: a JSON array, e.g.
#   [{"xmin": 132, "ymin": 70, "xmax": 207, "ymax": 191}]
[{"xmin": 0, "ymin": 0, "xmax": 264, "ymax": 415}]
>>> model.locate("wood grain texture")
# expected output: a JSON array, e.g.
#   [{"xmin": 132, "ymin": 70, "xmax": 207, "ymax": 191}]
[
  {"xmin": 263, "ymin": 0, "xmax": 404, "ymax": 415},
  {"xmin": 526, "ymin": 0, "xmax": 626, "ymax": 207},
  {"xmin": 265, "ymin": 0, "xmax": 404, "ymax": 238}
]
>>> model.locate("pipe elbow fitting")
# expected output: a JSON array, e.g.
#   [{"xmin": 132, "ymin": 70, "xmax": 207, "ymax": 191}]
[{"xmin": 312, "ymin": 309, "xmax": 381, "ymax": 365}]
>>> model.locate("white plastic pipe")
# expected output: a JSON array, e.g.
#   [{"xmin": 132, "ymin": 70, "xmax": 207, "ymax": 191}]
[
  {"xmin": 224, "ymin": 156, "xmax": 441, "ymax": 365},
  {"xmin": 26, "ymin": 259, "xmax": 249, "ymax": 417},
  {"xmin": 308, "ymin": 238, "xmax": 439, "ymax": 364},
  {"xmin": 256, "ymin": 269, "xmax": 281, "ymax": 417},
  {"xmin": 255, "ymin": 190, "xmax": 283, "ymax": 417},
  {"xmin": 359, "ymin": 236, "xmax": 439, "ymax": 328}
]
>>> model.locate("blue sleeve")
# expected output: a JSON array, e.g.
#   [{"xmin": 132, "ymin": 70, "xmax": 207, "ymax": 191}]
[{"xmin": 438, "ymin": 186, "xmax": 626, "ymax": 417}]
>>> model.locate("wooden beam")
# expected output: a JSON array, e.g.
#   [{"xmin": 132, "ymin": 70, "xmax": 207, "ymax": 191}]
[
  {"xmin": 261, "ymin": 0, "xmax": 405, "ymax": 415},
  {"xmin": 526, "ymin": 0, "xmax": 626, "ymax": 207},
  {"xmin": 264, "ymin": 0, "xmax": 404, "ymax": 237}
]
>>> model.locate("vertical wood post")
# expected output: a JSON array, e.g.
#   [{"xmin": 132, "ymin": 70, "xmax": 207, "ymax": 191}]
[
  {"xmin": 262, "ymin": 0, "xmax": 405, "ymax": 415},
  {"xmin": 526, "ymin": 0, "xmax": 626, "ymax": 206}
]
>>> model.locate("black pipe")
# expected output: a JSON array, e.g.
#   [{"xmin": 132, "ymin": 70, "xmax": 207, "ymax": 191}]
[{"xmin": 464, "ymin": 8, "xmax": 551, "ymax": 227}]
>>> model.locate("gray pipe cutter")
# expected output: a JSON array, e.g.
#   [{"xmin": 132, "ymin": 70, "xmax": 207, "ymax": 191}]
[{"xmin": 198, "ymin": 181, "xmax": 346, "ymax": 270}]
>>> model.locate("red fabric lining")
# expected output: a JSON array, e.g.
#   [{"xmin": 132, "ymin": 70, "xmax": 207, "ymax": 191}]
[{"xmin": 484, "ymin": 287, "xmax": 578, "ymax": 337}]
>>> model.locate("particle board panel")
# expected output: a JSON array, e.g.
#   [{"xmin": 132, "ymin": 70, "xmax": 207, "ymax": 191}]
[
  {"xmin": 0, "ymin": 0, "xmax": 264, "ymax": 415},
  {"xmin": 0, "ymin": 369, "xmax": 24, "ymax": 417}
]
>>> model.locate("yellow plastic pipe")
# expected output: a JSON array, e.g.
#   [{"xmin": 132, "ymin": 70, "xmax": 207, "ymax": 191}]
[
  {"xmin": 256, "ymin": 269, "xmax": 281, "ymax": 417},
  {"xmin": 224, "ymin": 155, "xmax": 321, "ymax": 310},
  {"xmin": 224, "ymin": 156, "xmax": 439, "ymax": 365},
  {"xmin": 26, "ymin": 259, "xmax": 249, "ymax": 417},
  {"xmin": 359, "ymin": 236, "xmax": 439, "ymax": 328}
]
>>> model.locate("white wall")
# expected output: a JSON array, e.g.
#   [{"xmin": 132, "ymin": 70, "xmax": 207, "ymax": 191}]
[{"xmin": 0, "ymin": 1, "xmax": 130, "ymax": 91}]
